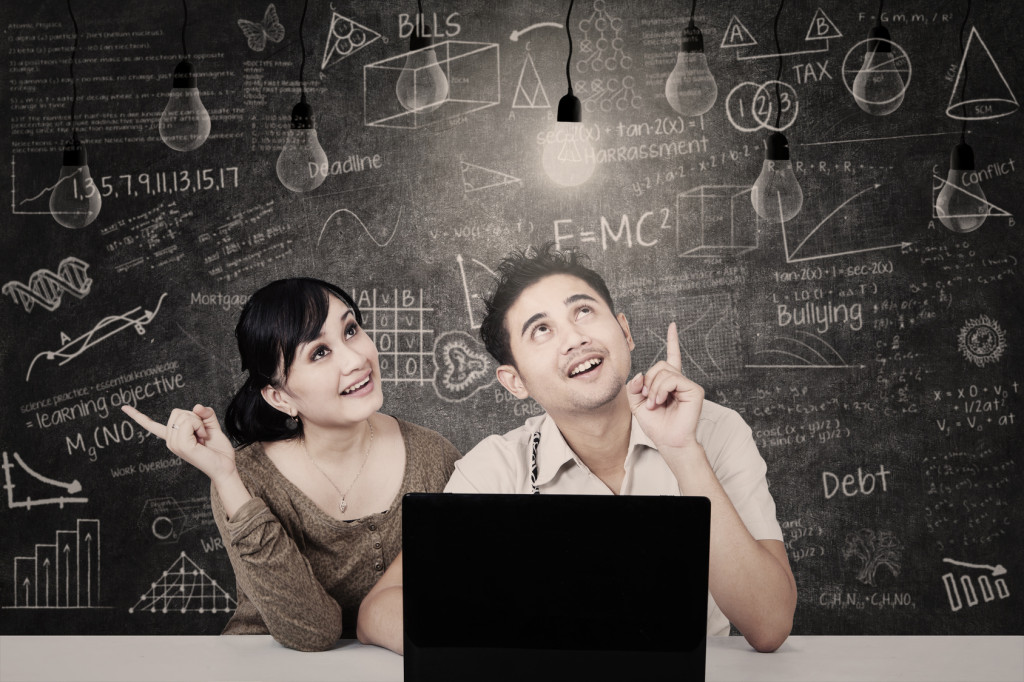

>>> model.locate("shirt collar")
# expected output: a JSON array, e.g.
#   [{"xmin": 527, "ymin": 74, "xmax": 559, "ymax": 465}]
[{"xmin": 533, "ymin": 414, "xmax": 657, "ymax": 487}]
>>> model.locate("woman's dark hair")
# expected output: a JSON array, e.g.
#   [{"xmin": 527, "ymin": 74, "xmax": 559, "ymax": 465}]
[
  {"xmin": 224, "ymin": 278, "xmax": 363, "ymax": 446},
  {"xmin": 479, "ymin": 243, "xmax": 615, "ymax": 367}
]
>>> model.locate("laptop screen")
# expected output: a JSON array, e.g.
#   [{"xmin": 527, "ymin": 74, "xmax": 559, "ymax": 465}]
[{"xmin": 403, "ymin": 493, "xmax": 710, "ymax": 682}]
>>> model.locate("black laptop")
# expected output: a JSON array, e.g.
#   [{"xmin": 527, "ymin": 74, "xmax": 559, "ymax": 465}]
[{"xmin": 403, "ymin": 493, "xmax": 711, "ymax": 682}]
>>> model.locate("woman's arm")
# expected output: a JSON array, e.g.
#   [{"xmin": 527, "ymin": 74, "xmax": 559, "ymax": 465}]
[
  {"xmin": 210, "ymin": 484, "xmax": 343, "ymax": 651},
  {"xmin": 357, "ymin": 551, "xmax": 404, "ymax": 654},
  {"xmin": 123, "ymin": 404, "xmax": 343, "ymax": 651}
]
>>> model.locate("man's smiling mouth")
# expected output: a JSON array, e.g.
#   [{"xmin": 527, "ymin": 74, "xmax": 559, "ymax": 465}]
[{"xmin": 568, "ymin": 358, "xmax": 603, "ymax": 377}]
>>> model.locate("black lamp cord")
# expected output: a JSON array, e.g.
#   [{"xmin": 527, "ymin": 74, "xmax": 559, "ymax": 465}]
[
  {"xmin": 772, "ymin": 0, "xmax": 784, "ymax": 128},
  {"xmin": 66, "ymin": 0, "xmax": 78, "ymax": 139},
  {"xmin": 299, "ymin": 0, "xmax": 308, "ymax": 102},
  {"xmin": 564, "ymin": 0, "xmax": 575, "ymax": 96},
  {"xmin": 959, "ymin": 0, "xmax": 971, "ymax": 142},
  {"xmin": 688, "ymin": 0, "xmax": 696, "ymax": 27},
  {"xmin": 180, "ymin": 0, "xmax": 189, "ymax": 59}
]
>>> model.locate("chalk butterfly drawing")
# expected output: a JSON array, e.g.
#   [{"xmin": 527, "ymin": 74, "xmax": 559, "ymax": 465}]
[{"xmin": 237, "ymin": 4, "xmax": 285, "ymax": 52}]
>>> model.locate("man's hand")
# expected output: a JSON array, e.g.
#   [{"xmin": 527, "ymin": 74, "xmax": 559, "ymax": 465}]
[{"xmin": 627, "ymin": 322, "xmax": 705, "ymax": 452}]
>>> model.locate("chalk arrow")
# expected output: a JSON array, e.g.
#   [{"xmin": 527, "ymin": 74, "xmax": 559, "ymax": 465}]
[
  {"xmin": 510, "ymin": 23, "xmax": 562, "ymax": 41},
  {"xmin": 942, "ymin": 558, "xmax": 1007, "ymax": 576}
]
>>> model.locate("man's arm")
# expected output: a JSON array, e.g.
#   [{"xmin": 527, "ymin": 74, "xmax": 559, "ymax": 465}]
[
  {"xmin": 357, "ymin": 552, "xmax": 405, "ymax": 654},
  {"xmin": 661, "ymin": 444, "xmax": 796, "ymax": 652},
  {"xmin": 627, "ymin": 323, "xmax": 796, "ymax": 652}
]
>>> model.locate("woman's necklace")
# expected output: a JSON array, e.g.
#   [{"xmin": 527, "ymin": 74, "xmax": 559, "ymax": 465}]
[{"xmin": 303, "ymin": 421, "xmax": 374, "ymax": 515}]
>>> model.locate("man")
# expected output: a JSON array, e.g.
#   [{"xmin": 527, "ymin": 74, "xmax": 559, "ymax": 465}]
[{"xmin": 445, "ymin": 244, "xmax": 797, "ymax": 652}]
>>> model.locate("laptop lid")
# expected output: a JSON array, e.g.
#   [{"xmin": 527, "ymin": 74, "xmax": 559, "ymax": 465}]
[{"xmin": 403, "ymin": 493, "xmax": 710, "ymax": 682}]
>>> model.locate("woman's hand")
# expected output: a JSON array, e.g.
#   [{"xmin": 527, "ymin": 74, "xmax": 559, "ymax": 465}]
[{"xmin": 122, "ymin": 404, "xmax": 237, "ymax": 484}]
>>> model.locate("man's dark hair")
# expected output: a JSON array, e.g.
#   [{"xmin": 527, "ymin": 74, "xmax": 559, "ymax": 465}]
[{"xmin": 479, "ymin": 243, "xmax": 615, "ymax": 367}]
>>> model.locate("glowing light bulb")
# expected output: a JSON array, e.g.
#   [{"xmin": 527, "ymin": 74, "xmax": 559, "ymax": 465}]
[
  {"xmin": 851, "ymin": 25, "xmax": 905, "ymax": 116},
  {"xmin": 540, "ymin": 94, "xmax": 596, "ymax": 187},
  {"xmin": 50, "ymin": 136, "xmax": 101, "ymax": 229},
  {"xmin": 395, "ymin": 33, "xmax": 449, "ymax": 113},
  {"xmin": 751, "ymin": 132, "xmax": 803, "ymax": 223},
  {"xmin": 159, "ymin": 60, "xmax": 211, "ymax": 151},
  {"xmin": 276, "ymin": 99, "xmax": 328, "ymax": 193},
  {"xmin": 936, "ymin": 142, "xmax": 989, "ymax": 233},
  {"xmin": 664, "ymin": 21, "xmax": 717, "ymax": 117}
]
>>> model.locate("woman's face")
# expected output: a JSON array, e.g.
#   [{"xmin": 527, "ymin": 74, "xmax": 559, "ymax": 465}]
[{"xmin": 275, "ymin": 294, "xmax": 383, "ymax": 430}]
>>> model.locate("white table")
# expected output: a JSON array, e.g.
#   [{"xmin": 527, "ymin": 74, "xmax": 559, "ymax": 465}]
[{"xmin": 1, "ymin": 635, "xmax": 1021, "ymax": 682}]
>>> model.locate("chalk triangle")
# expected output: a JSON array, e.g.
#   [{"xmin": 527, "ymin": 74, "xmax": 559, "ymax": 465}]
[
  {"xmin": 720, "ymin": 16, "xmax": 757, "ymax": 49},
  {"xmin": 513, "ymin": 52, "xmax": 551, "ymax": 109},
  {"xmin": 321, "ymin": 11, "xmax": 383, "ymax": 70},
  {"xmin": 460, "ymin": 162, "xmax": 522, "ymax": 193},
  {"xmin": 946, "ymin": 27, "xmax": 1019, "ymax": 120},
  {"xmin": 805, "ymin": 8, "xmax": 842, "ymax": 41},
  {"xmin": 932, "ymin": 175, "xmax": 1012, "ymax": 218}
]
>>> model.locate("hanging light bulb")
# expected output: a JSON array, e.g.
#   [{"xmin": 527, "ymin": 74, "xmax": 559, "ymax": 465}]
[
  {"xmin": 50, "ymin": 134, "xmax": 102, "ymax": 229},
  {"xmin": 541, "ymin": 96, "xmax": 596, "ymax": 187},
  {"xmin": 540, "ymin": 0, "xmax": 595, "ymax": 188},
  {"xmin": 936, "ymin": 142, "xmax": 989, "ymax": 233},
  {"xmin": 276, "ymin": 98, "xmax": 328, "ymax": 192},
  {"xmin": 276, "ymin": 0, "xmax": 327, "ymax": 192},
  {"xmin": 50, "ymin": 0, "xmax": 99, "ymax": 228},
  {"xmin": 851, "ymin": 21, "xmax": 905, "ymax": 116},
  {"xmin": 751, "ymin": 132, "xmax": 803, "ymax": 223},
  {"xmin": 395, "ymin": 31, "xmax": 449, "ymax": 113},
  {"xmin": 664, "ymin": 2, "xmax": 717, "ymax": 117},
  {"xmin": 159, "ymin": 60, "xmax": 211, "ymax": 151}
]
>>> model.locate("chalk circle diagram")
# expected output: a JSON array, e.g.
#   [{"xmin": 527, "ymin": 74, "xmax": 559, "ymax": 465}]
[
  {"xmin": 321, "ymin": 8, "xmax": 384, "ymax": 71},
  {"xmin": 841, "ymin": 38, "xmax": 912, "ymax": 109},
  {"xmin": 140, "ymin": 497, "xmax": 213, "ymax": 541},
  {"xmin": 237, "ymin": 4, "xmax": 285, "ymax": 53},
  {"xmin": 431, "ymin": 331, "xmax": 495, "ymax": 402},
  {"xmin": 130, "ymin": 552, "xmax": 236, "ymax": 614},
  {"xmin": 726, "ymin": 80, "xmax": 799, "ymax": 133},
  {"xmin": 957, "ymin": 315, "xmax": 1006, "ymax": 368},
  {"xmin": 947, "ymin": 27, "xmax": 1019, "ymax": 120}
]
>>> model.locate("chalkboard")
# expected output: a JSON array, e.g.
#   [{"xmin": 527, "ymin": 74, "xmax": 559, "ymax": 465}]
[{"xmin": 1, "ymin": 0, "xmax": 1021, "ymax": 638}]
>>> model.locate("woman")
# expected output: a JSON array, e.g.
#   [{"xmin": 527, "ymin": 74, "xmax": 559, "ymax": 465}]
[{"xmin": 123, "ymin": 278, "xmax": 458, "ymax": 653}]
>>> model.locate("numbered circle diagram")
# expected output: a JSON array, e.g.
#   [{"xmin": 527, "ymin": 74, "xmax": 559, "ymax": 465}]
[
  {"xmin": 842, "ymin": 39, "xmax": 912, "ymax": 116},
  {"xmin": 726, "ymin": 80, "xmax": 800, "ymax": 133}
]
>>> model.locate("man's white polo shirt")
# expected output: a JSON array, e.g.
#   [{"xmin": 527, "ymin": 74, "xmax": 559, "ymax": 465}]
[{"xmin": 444, "ymin": 399, "xmax": 784, "ymax": 637}]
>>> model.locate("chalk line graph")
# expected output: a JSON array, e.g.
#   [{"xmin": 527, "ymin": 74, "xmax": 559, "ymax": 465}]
[
  {"xmin": 3, "ymin": 450, "xmax": 87, "ymax": 511},
  {"xmin": 25, "ymin": 293, "xmax": 168, "ymax": 381},
  {"xmin": 779, "ymin": 184, "xmax": 911, "ymax": 264}
]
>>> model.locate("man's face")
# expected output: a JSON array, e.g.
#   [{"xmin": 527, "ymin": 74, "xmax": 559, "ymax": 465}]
[{"xmin": 498, "ymin": 274, "xmax": 635, "ymax": 416}]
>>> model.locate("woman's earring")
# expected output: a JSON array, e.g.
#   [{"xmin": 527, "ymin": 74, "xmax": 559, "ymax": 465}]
[{"xmin": 285, "ymin": 415, "xmax": 299, "ymax": 430}]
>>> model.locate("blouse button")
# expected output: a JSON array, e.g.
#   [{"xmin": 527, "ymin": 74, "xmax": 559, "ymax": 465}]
[
  {"xmin": 375, "ymin": 562, "xmax": 383, "ymax": 571},
  {"xmin": 374, "ymin": 542, "xmax": 381, "ymax": 549},
  {"xmin": 368, "ymin": 523, "xmax": 376, "ymax": 531}
]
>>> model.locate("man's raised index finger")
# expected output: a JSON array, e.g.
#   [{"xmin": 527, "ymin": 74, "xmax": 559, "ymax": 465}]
[{"xmin": 666, "ymin": 322, "xmax": 682, "ymax": 370}]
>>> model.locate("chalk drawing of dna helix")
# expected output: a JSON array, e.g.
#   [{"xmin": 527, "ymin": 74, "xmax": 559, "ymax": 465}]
[{"xmin": 3, "ymin": 257, "xmax": 93, "ymax": 313}]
